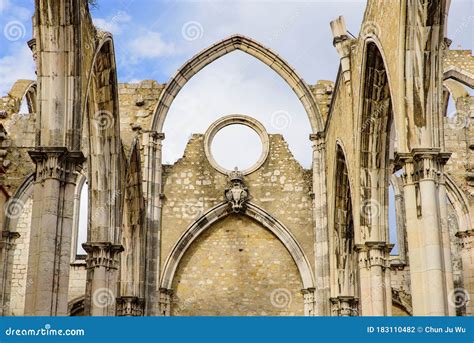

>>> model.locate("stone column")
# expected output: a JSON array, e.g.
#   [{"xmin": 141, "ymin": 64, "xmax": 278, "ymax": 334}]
[
  {"xmin": 366, "ymin": 242, "xmax": 391, "ymax": 316},
  {"xmin": 83, "ymin": 243, "xmax": 123, "ymax": 316},
  {"xmin": 310, "ymin": 133, "xmax": 330, "ymax": 316},
  {"xmin": 456, "ymin": 230, "xmax": 474, "ymax": 315},
  {"xmin": 397, "ymin": 149, "xmax": 454, "ymax": 315},
  {"xmin": 357, "ymin": 242, "xmax": 392, "ymax": 316},
  {"xmin": 24, "ymin": 148, "xmax": 84, "ymax": 316},
  {"xmin": 0, "ymin": 231, "xmax": 20, "ymax": 315},
  {"xmin": 143, "ymin": 131, "xmax": 165, "ymax": 316}
]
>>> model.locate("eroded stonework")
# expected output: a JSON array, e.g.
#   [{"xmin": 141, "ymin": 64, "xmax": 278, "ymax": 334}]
[{"xmin": 0, "ymin": 0, "xmax": 472, "ymax": 317}]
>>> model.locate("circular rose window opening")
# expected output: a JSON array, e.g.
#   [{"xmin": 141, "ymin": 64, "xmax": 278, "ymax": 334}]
[{"xmin": 204, "ymin": 115, "xmax": 269, "ymax": 175}]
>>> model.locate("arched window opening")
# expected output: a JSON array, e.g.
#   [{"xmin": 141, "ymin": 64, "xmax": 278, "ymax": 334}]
[
  {"xmin": 77, "ymin": 182, "xmax": 88, "ymax": 256},
  {"xmin": 162, "ymin": 51, "xmax": 312, "ymax": 168}
]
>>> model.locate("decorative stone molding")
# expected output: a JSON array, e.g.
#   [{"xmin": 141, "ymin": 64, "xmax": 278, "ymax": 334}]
[
  {"xmin": 330, "ymin": 296, "xmax": 358, "ymax": 316},
  {"xmin": 330, "ymin": 16, "xmax": 353, "ymax": 93},
  {"xmin": 224, "ymin": 168, "xmax": 249, "ymax": 213},
  {"xmin": 301, "ymin": 288, "xmax": 316, "ymax": 316},
  {"xmin": 456, "ymin": 229, "xmax": 474, "ymax": 250},
  {"xmin": 82, "ymin": 242, "xmax": 124, "ymax": 270},
  {"xmin": 116, "ymin": 296, "xmax": 145, "ymax": 316},
  {"xmin": 204, "ymin": 114, "xmax": 269, "ymax": 175},
  {"xmin": 396, "ymin": 149, "xmax": 451, "ymax": 185},
  {"xmin": 158, "ymin": 288, "xmax": 173, "ymax": 316},
  {"xmin": 151, "ymin": 34, "xmax": 324, "ymax": 134},
  {"xmin": 28, "ymin": 147, "xmax": 85, "ymax": 183}
]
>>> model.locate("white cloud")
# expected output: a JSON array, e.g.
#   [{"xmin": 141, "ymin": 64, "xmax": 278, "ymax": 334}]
[
  {"xmin": 126, "ymin": 31, "xmax": 175, "ymax": 62},
  {"xmin": 93, "ymin": 11, "xmax": 131, "ymax": 35},
  {"xmin": 0, "ymin": 44, "xmax": 35, "ymax": 96}
]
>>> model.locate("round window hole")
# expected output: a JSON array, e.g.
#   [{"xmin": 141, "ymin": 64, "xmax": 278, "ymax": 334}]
[{"xmin": 211, "ymin": 124, "xmax": 263, "ymax": 172}]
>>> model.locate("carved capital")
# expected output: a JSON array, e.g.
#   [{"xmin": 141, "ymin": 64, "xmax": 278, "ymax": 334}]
[
  {"xmin": 116, "ymin": 296, "xmax": 145, "ymax": 316},
  {"xmin": 82, "ymin": 242, "xmax": 123, "ymax": 270},
  {"xmin": 456, "ymin": 229, "xmax": 474, "ymax": 250},
  {"xmin": 28, "ymin": 147, "xmax": 85, "ymax": 183},
  {"xmin": 158, "ymin": 288, "xmax": 173, "ymax": 316},
  {"xmin": 395, "ymin": 149, "xmax": 451, "ymax": 184},
  {"xmin": 330, "ymin": 296, "xmax": 358, "ymax": 316}
]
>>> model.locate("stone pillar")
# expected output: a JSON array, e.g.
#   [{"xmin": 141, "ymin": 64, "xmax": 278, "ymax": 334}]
[
  {"xmin": 367, "ymin": 242, "xmax": 392, "ymax": 316},
  {"xmin": 83, "ymin": 243, "xmax": 123, "ymax": 316},
  {"xmin": 143, "ymin": 131, "xmax": 165, "ymax": 315},
  {"xmin": 0, "ymin": 231, "xmax": 20, "ymax": 315},
  {"xmin": 116, "ymin": 296, "xmax": 145, "ymax": 316},
  {"xmin": 357, "ymin": 242, "xmax": 392, "ymax": 316},
  {"xmin": 310, "ymin": 133, "xmax": 330, "ymax": 316},
  {"xmin": 24, "ymin": 148, "xmax": 84, "ymax": 316},
  {"xmin": 397, "ymin": 149, "xmax": 454, "ymax": 315},
  {"xmin": 456, "ymin": 230, "xmax": 474, "ymax": 315}
]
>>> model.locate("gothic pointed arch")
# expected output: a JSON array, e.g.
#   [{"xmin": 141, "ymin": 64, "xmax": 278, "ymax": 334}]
[
  {"xmin": 151, "ymin": 34, "xmax": 323, "ymax": 133},
  {"xmin": 358, "ymin": 40, "xmax": 394, "ymax": 243},
  {"xmin": 161, "ymin": 201, "xmax": 315, "ymax": 291},
  {"xmin": 332, "ymin": 143, "xmax": 357, "ymax": 314}
]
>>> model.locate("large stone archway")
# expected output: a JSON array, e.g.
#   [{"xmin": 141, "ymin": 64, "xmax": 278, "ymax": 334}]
[
  {"xmin": 151, "ymin": 34, "xmax": 323, "ymax": 134},
  {"xmin": 160, "ymin": 202, "xmax": 315, "ymax": 316},
  {"xmin": 171, "ymin": 215, "xmax": 304, "ymax": 316}
]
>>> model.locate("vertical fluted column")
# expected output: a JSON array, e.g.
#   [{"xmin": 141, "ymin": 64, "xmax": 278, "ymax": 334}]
[
  {"xmin": 83, "ymin": 243, "xmax": 123, "ymax": 316},
  {"xmin": 24, "ymin": 149, "xmax": 84, "ymax": 315},
  {"xmin": 366, "ymin": 242, "xmax": 391, "ymax": 316},
  {"xmin": 143, "ymin": 131, "xmax": 165, "ymax": 316},
  {"xmin": 310, "ymin": 133, "xmax": 330, "ymax": 316},
  {"xmin": 397, "ymin": 149, "xmax": 454, "ymax": 315}
]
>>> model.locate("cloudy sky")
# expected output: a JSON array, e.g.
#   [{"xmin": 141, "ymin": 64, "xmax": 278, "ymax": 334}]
[
  {"xmin": 0, "ymin": 0, "xmax": 472, "ymax": 253},
  {"xmin": 1, "ymin": 0, "xmax": 471, "ymax": 168}
]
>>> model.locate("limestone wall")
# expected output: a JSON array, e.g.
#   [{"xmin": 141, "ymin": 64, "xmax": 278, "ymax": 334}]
[{"xmin": 161, "ymin": 132, "xmax": 313, "ymax": 315}]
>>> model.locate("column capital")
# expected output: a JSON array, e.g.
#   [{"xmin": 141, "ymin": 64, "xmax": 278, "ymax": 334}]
[
  {"xmin": 82, "ymin": 242, "xmax": 123, "ymax": 270},
  {"xmin": 330, "ymin": 296, "xmax": 358, "ymax": 316},
  {"xmin": 456, "ymin": 229, "xmax": 474, "ymax": 250},
  {"xmin": 28, "ymin": 147, "xmax": 85, "ymax": 183},
  {"xmin": 116, "ymin": 296, "xmax": 145, "ymax": 316},
  {"xmin": 395, "ymin": 149, "xmax": 452, "ymax": 184},
  {"xmin": 143, "ymin": 130, "xmax": 165, "ymax": 140}
]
